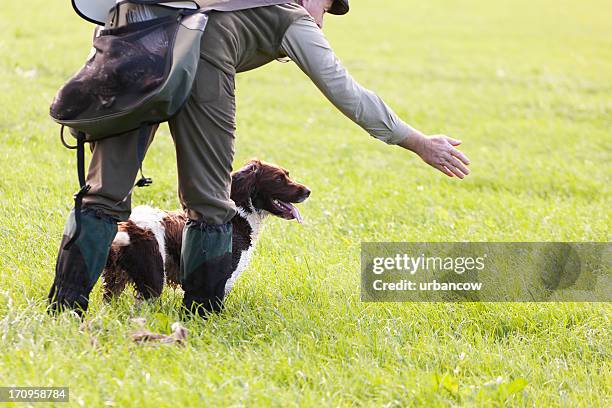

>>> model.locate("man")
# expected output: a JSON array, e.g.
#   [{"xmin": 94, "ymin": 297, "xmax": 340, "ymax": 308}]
[{"xmin": 48, "ymin": 0, "xmax": 471, "ymax": 317}]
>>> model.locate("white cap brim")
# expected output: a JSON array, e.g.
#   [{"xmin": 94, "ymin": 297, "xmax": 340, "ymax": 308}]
[
  {"xmin": 72, "ymin": 0, "xmax": 116, "ymax": 25},
  {"xmin": 72, "ymin": 0, "xmax": 198, "ymax": 25}
]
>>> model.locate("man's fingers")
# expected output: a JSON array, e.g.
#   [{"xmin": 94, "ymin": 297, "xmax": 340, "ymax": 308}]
[
  {"xmin": 436, "ymin": 159, "xmax": 466, "ymax": 179},
  {"xmin": 446, "ymin": 137, "xmax": 462, "ymax": 146},
  {"xmin": 448, "ymin": 164, "xmax": 465, "ymax": 179},
  {"xmin": 451, "ymin": 148, "xmax": 470, "ymax": 165},
  {"xmin": 449, "ymin": 156, "xmax": 470, "ymax": 176},
  {"xmin": 435, "ymin": 164, "xmax": 455, "ymax": 177}
]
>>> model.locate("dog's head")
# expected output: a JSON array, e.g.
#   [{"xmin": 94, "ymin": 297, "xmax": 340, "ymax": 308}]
[{"xmin": 231, "ymin": 159, "xmax": 310, "ymax": 223}]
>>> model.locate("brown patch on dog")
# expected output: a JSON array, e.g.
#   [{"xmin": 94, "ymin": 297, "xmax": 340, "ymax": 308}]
[
  {"xmin": 161, "ymin": 211, "xmax": 187, "ymax": 287},
  {"xmin": 102, "ymin": 220, "xmax": 164, "ymax": 301}
]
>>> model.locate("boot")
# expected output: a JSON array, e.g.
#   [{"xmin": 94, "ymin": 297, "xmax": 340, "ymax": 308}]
[
  {"xmin": 48, "ymin": 208, "xmax": 118, "ymax": 315},
  {"xmin": 181, "ymin": 220, "xmax": 232, "ymax": 318}
]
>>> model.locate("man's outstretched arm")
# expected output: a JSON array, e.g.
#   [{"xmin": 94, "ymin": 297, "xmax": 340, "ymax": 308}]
[{"xmin": 280, "ymin": 17, "xmax": 470, "ymax": 178}]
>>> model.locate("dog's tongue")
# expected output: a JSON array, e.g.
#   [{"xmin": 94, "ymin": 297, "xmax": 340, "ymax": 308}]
[{"xmin": 289, "ymin": 204, "xmax": 303, "ymax": 224}]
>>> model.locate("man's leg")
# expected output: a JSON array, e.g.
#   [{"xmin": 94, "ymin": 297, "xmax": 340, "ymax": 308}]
[
  {"xmin": 168, "ymin": 59, "xmax": 237, "ymax": 318},
  {"xmin": 48, "ymin": 127, "xmax": 156, "ymax": 315}
]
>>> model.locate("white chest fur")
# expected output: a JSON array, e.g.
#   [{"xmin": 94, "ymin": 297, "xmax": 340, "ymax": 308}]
[{"xmin": 225, "ymin": 205, "xmax": 267, "ymax": 295}]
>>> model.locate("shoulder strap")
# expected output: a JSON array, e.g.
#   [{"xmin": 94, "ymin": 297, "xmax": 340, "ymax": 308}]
[{"xmin": 63, "ymin": 131, "xmax": 91, "ymax": 250}]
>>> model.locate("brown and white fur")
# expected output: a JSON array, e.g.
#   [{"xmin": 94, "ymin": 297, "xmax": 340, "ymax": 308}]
[{"xmin": 102, "ymin": 159, "xmax": 310, "ymax": 301}]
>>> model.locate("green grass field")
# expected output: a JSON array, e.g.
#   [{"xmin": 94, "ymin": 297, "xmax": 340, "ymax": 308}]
[{"xmin": 0, "ymin": 0, "xmax": 610, "ymax": 406}]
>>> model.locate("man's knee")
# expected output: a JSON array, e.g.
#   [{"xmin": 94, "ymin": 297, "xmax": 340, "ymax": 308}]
[
  {"xmin": 81, "ymin": 202, "xmax": 130, "ymax": 222},
  {"xmin": 183, "ymin": 202, "xmax": 237, "ymax": 226}
]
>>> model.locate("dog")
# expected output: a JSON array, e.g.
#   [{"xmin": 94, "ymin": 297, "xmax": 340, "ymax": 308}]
[{"xmin": 101, "ymin": 159, "xmax": 311, "ymax": 301}]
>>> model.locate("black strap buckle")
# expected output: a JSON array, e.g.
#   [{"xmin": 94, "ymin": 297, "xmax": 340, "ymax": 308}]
[
  {"xmin": 73, "ymin": 184, "xmax": 92, "ymax": 200},
  {"xmin": 135, "ymin": 176, "xmax": 153, "ymax": 188}
]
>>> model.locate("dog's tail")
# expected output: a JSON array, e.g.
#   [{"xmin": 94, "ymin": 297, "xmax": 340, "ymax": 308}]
[{"xmin": 113, "ymin": 231, "xmax": 131, "ymax": 247}]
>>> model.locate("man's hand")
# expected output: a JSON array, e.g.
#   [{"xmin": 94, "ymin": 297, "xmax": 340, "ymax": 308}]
[{"xmin": 398, "ymin": 132, "xmax": 471, "ymax": 179}]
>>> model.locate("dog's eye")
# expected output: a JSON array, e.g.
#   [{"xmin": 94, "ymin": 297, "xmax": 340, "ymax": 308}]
[{"xmin": 275, "ymin": 175, "xmax": 283, "ymax": 183}]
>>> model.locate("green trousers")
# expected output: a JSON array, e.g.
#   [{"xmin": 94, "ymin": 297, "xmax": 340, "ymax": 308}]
[{"xmin": 83, "ymin": 58, "xmax": 238, "ymax": 225}]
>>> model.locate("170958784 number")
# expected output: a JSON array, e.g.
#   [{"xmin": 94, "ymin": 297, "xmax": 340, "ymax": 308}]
[{"xmin": 0, "ymin": 387, "xmax": 69, "ymax": 402}]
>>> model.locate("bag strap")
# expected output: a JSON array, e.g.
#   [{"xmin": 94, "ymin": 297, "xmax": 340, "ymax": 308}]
[
  {"xmin": 114, "ymin": 125, "xmax": 154, "ymax": 206},
  {"xmin": 63, "ymin": 130, "xmax": 92, "ymax": 250},
  {"xmin": 135, "ymin": 125, "xmax": 153, "ymax": 188}
]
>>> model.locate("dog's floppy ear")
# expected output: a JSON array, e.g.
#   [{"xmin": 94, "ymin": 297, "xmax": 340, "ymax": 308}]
[{"xmin": 231, "ymin": 160, "xmax": 260, "ymax": 205}]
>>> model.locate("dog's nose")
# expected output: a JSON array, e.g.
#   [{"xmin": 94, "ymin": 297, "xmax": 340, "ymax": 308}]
[{"xmin": 302, "ymin": 188, "xmax": 311, "ymax": 198}]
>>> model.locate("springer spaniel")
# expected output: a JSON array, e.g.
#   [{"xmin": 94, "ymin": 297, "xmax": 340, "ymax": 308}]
[{"xmin": 102, "ymin": 159, "xmax": 310, "ymax": 301}]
